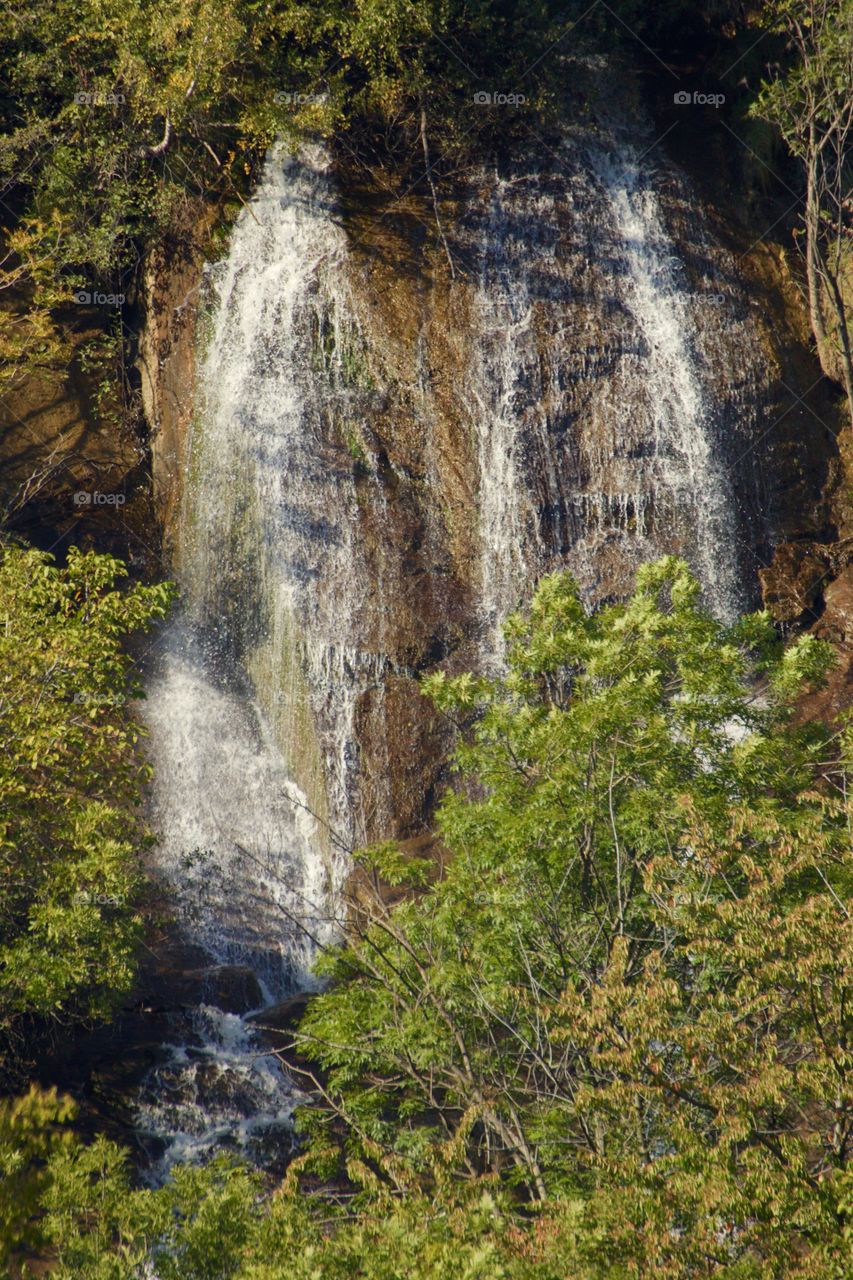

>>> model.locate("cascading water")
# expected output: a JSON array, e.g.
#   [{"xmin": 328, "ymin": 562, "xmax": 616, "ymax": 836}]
[
  {"xmin": 137, "ymin": 146, "xmax": 379, "ymax": 1177},
  {"xmin": 463, "ymin": 121, "xmax": 767, "ymax": 636},
  {"xmin": 588, "ymin": 140, "xmax": 744, "ymax": 618},
  {"xmin": 137, "ymin": 113, "xmax": 777, "ymax": 1174}
]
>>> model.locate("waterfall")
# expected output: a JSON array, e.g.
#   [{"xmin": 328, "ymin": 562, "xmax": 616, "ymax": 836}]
[
  {"xmin": 589, "ymin": 142, "xmax": 743, "ymax": 618},
  {"xmin": 464, "ymin": 127, "xmax": 765, "ymax": 634},
  {"xmin": 137, "ymin": 146, "xmax": 376, "ymax": 1177},
  {"xmin": 137, "ymin": 122, "xmax": 774, "ymax": 1174}
]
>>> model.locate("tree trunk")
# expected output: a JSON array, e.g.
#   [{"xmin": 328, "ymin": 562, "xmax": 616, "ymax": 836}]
[
  {"xmin": 826, "ymin": 269, "xmax": 853, "ymax": 427},
  {"xmin": 805, "ymin": 138, "xmax": 831, "ymax": 362}
]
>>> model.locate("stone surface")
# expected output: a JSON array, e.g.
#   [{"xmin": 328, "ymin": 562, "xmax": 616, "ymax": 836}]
[
  {"xmin": 247, "ymin": 992, "xmax": 312, "ymax": 1030},
  {"xmin": 759, "ymin": 541, "xmax": 833, "ymax": 624},
  {"xmin": 817, "ymin": 565, "xmax": 853, "ymax": 642},
  {"xmin": 138, "ymin": 213, "xmax": 215, "ymax": 559},
  {"xmin": 179, "ymin": 964, "xmax": 264, "ymax": 1015},
  {"xmin": 134, "ymin": 116, "xmax": 846, "ymax": 852}
]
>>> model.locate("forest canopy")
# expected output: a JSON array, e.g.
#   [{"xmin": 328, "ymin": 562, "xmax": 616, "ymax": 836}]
[{"xmin": 3, "ymin": 558, "xmax": 851, "ymax": 1277}]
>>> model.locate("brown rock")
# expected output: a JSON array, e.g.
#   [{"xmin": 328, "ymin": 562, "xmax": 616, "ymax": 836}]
[
  {"xmin": 817, "ymin": 566, "xmax": 853, "ymax": 643},
  {"xmin": 181, "ymin": 964, "xmax": 264, "ymax": 1014},
  {"xmin": 759, "ymin": 541, "xmax": 831, "ymax": 623},
  {"xmin": 247, "ymin": 993, "xmax": 314, "ymax": 1055},
  {"xmin": 138, "ymin": 210, "xmax": 215, "ymax": 556},
  {"xmin": 247, "ymin": 992, "xmax": 312, "ymax": 1032},
  {"xmin": 795, "ymin": 643, "xmax": 853, "ymax": 726}
]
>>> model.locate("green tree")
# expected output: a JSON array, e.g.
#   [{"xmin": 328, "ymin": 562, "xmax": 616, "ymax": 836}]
[
  {"xmin": 17, "ymin": 559, "xmax": 852, "ymax": 1277},
  {"xmin": 36, "ymin": 1137, "xmax": 525, "ymax": 1280},
  {"xmin": 751, "ymin": 0, "xmax": 853, "ymax": 425},
  {"xmin": 291, "ymin": 558, "xmax": 850, "ymax": 1274},
  {"xmin": 0, "ymin": 1086, "xmax": 77, "ymax": 1270},
  {"xmin": 0, "ymin": 542, "xmax": 173, "ymax": 1069}
]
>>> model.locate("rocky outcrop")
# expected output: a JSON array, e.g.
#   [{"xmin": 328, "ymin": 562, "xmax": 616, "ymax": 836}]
[
  {"xmin": 759, "ymin": 541, "xmax": 835, "ymax": 625},
  {"xmin": 137, "ymin": 217, "xmax": 215, "ymax": 559},
  {"xmin": 140, "ymin": 120, "xmax": 848, "ymax": 854},
  {"xmin": 0, "ymin": 312, "xmax": 158, "ymax": 571}
]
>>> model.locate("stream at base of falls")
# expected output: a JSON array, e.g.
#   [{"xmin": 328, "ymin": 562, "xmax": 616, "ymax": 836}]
[{"xmin": 134, "ymin": 636, "xmax": 326, "ymax": 1179}]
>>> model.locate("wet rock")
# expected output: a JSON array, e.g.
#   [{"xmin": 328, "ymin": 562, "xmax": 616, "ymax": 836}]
[
  {"xmin": 181, "ymin": 965, "xmax": 264, "ymax": 1015},
  {"xmin": 817, "ymin": 565, "xmax": 853, "ymax": 643},
  {"xmin": 759, "ymin": 541, "xmax": 832, "ymax": 623},
  {"xmin": 247, "ymin": 993, "xmax": 314, "ymax": 1056},
  {"xmin": 139, "ymin": 202, "xmax": 218, "ymax": 555},
  {"xmin": 143, "ymin": 116, "xmax": 845, "ymax": 854},
  {"xmin": 247, "ymin": 993, "xmax": 312, "ymax": 1033},
  {"xmin": 354, "ymin": 676, "xmax": 451, "ymax": 839}
]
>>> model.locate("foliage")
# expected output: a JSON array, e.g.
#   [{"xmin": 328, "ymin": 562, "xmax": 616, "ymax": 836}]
[
  {"xmin": 0, "ymin": 542, "xmax": 174, "ymax": 1069},
  {"xmin": 36, "ymin": 1141, "xmax": 261, "ymax": 1280},
  {"xmin": 24, "ymin": 558, "xmax": 852, "ymax": 1277},
  {"xmin": 291, "ymin": 558, "xmax": 850, "ymax": 1274},
  {"xmin": 36, "ymin": 1139, "xmax": 524, "ymax": 1280},
  {"xmin": 0, "ymin": 1086, "xmax": 77, "ymax": 1268},
  {"xmin": 750, "ymin": 0, "xmax": 853, "ymax": 423}
]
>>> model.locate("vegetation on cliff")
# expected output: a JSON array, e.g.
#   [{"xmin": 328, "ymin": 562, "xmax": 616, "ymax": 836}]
[
  {"xmin": 6, "ymin": 560, "xmax": 850, "ymax": 1277},
  {"xmin": 751, "ymin": 0, "xmax": 853, "ymax": 426},
  {"xmin": 1, "ymin": 0, "xmax": 849, "ymax": 443},
  {"xmin": 0, "ymin": 0, "xmax": 564, "ymax": 400},
  {"xmin": 0, "ymin": 0, "xmax": 790, "ymax": 409},
  {"xmin": 0, "ymin": 544, "xmax": 173, "ymax": 1082}
]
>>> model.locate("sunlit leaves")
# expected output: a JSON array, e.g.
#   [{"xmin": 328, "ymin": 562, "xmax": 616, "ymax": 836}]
[{"xmin": 0, "ymin": 543, "xmax": 174, "ymax": 1041}]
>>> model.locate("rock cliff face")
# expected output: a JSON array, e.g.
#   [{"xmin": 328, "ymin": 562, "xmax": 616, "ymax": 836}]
[
  {"xmin": 18, "ymin": 87, "xmax": 848, "ymax": 1174},
  {"xmin": 0, "ymin": 313, "xmax": 158, "ymax": 571},
  {"xmin": 138, "ymin": 227, "xmax": 212, "ymax": 558},
  {"xmin": 144, "ymin": 116, "xmax": 845, "ymax": 858}
]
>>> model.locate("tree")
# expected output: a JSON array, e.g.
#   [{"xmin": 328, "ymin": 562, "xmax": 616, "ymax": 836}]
[
  {"xmin": 290, "ymin": 558, "xmax": 850, "ymax": 1274},
  {"xmin": 0, "ymin": 542, "xmax": 173, "ymax": 1075},
  {"xmin": 0, "ymin": 1086, "xmax": 77, "ymax": 1270},
  {"xmin": 752, "ymin": 0, "xmax": 853, "ymax": 425},
  {"xmin": 18, "ymin": 558, "xmax": 852, "ymax": 1277}
]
